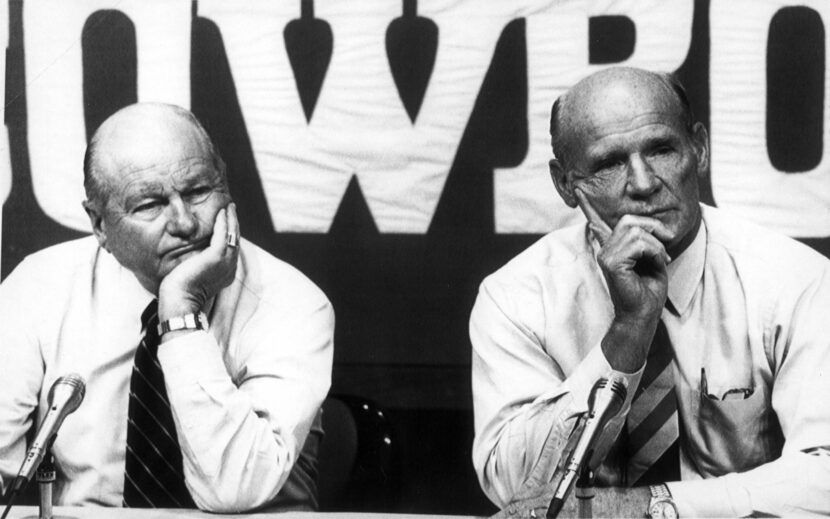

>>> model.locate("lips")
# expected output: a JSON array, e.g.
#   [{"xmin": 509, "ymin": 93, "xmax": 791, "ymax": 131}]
[
  {"xmin": 164, "ymin": 237, "xmax": 210, "ymax": 259},
  {"xmin": 631, "ymin": 207, "xmax": 673, "ymax": 218}
]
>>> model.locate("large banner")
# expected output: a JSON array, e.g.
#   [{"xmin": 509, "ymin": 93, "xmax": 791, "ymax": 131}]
[
  {"xmin": 3, "ymin": 1, "xmax": 828, "ymax": 511},
  {"xmin": 3, "ymin": 0, "xmax": 829, "ymax": 395}
]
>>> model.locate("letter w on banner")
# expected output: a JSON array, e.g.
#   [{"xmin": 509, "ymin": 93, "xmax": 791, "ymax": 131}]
[{"xmin": 200, "ymin": 0, "xmax": 516, "ymax": 233}]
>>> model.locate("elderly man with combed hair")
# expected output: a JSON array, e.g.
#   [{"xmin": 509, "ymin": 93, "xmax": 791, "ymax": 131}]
[
  {"xmin": 471, "ymin": 67, "xmax": 830, "ymax": 517},
  {"xmin": 0, "ymin": 103, "xmax": 333, "ymax": 512}
]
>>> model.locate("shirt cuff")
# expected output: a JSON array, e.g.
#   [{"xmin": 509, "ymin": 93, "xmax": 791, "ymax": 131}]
[
  {"xmin": 668, "ymin": 475, "xmax": 753, "ymax": 518},
  {"xmin": 157, "ymin": 330, "xmax": 228, "ymax": 387},
  {"xmin": 532, "ymin": 345, "xmax": 642, "ymax": 416}
]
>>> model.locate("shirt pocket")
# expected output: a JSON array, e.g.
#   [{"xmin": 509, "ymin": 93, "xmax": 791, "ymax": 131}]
[{"xmin": 691, "ymin": 379, "xmax": 783, "ymax": 476}]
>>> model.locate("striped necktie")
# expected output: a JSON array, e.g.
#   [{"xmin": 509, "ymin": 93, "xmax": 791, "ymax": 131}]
[
  {"xmin": 123, "ymin": 300, "xmax": 196, "ymax": 508},
  {"xmin": 625, "ymin": 319, "xmax": 680, "ymax": 486}
]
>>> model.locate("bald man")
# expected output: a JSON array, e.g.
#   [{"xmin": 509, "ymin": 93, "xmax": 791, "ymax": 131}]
[
  {"xmin": 0, "ymin": 104, "xmax": 333, "ymax": 512},
  {"xmin": 471, "ymin": 67, "xmax": 830, "ymax": 517}
]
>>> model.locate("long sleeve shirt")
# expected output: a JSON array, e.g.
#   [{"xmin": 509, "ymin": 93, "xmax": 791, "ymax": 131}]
[
  {"xmin": 0, "ymin": 236, "xmax": 334, "ymax": 512},
  {"xmin": 471, "ymin": 204, "xmax": 830, "ymax": 517}
]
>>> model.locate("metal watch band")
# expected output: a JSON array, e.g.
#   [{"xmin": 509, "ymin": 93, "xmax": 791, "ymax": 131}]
[
  {"xmin": 157, "ymin": 312, "xmax": 208, "ymax": 335},
  {"xmin": 648, "ymin": 483, "xmax": 678, "ymax": 519},
  {"xmin": 649, "ymin": 484, "xmax": 672, "ymax": 499}
]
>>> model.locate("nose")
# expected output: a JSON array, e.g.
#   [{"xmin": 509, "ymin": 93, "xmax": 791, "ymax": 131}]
[
  {"xmin": 165, "ymin": 197, "xmax": 199, "ymax": 238},
  {"xmin": 626, "ymin": 154, "xmax": 661, "ymax": 198}
]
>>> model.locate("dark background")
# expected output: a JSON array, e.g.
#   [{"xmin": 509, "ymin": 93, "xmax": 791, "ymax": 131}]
[{"xmin": 3, "ymin": 1, "xmax": 827, "ymax": 514}]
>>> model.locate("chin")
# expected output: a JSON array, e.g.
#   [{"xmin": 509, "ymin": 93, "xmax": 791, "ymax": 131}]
[{"xmin": 158, "ymin": 255, "xmax": 190, "ymax": 278}]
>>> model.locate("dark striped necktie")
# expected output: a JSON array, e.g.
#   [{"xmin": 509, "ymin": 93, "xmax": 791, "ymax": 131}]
[
  {"xmin": 123, "ymin": 300, "xmax": 196, "ymax": 508},
  {"xmin": 625, "ymin": 319, "xmax": 680, "ymax": 486}
]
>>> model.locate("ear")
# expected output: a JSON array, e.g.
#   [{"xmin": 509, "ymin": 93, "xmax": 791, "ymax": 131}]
[
  {"xmin": 691, "ymin": 122, "xmax": 710, "ymax": 180},
  {"xmin": 83, "ymin": 200, "xmax": 109, "ymax": 251},
  {"xmin": 550, "ymin": 158, "xmax": 578, "ymax": 208}
]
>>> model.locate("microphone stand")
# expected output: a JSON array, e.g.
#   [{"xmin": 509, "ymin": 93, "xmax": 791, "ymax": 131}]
[
  {"xmin": 574, "ymin": 466, "xmax": 595, "ymax": 518},
  {"xmin": 3, "ymin": 450, "xmax": 74, "ymax": 519},
  {"xmin": 34, "ymin": 452, "xmax": 56, "ymax": 519},
  {"xmin": 546, "ymin": 377, "xmax": 627, "ymax": 519},
  {"xmin": 3, "ymin": 448, "xmax": 55, "ymax": 519},
  {"xmin": 25, "ymin": 451, "xmax": 74, "ymax": 519}
]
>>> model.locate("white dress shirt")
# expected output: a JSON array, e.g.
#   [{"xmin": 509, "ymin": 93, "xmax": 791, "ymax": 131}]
[
  {"xmin": 0, "ymin": 236, "xmax": 333, "ymax": 512},
  {"xmin": 471, "ymin": 204, "xmax": 830, "ymax": 517}
]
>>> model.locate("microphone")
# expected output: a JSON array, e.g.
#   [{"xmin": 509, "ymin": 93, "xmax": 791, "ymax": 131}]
[
  {"xmin": 9, "ymin": 374, "xmax": 86, "ymax": 495},
  {"xmin": 547, "ymin": 377, "xmax": 627, "ymax": 519}
]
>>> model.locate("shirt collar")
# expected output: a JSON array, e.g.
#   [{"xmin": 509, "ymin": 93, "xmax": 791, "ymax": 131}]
[
  {"xmin": 103, "ymin": 250, "xmax": 218, "ymax": 320},
  {"xmin": 665, "ymin": 219, "xmax": 706, "ymax": 316}
]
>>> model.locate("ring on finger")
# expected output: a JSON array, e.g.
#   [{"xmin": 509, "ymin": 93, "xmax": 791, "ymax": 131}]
[{"xmin": 226, "ymin": 232, "xmax": 239, "ymax": 248}]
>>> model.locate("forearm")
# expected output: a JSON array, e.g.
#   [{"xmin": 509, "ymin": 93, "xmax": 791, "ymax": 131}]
[
  {"xmin": 601, "ymin": 317, "xmax": 657, "ymax": 373},
  {"xmin": 475, "ymin": 346, "xmax": 640, "ymax": 507},
  {"xmin": 493, "ymin": 486, "xmax": 650, "ymax": 519},
  {"xmin": 479, "ymin": 391, "xmax": 584, "ymax": 507},
  {"xmin": 158, "ymin": 332, "xmax": 323, "ymax": 512},
  {"xmin": 471, "ymin": 277, "xmax": 648, "ymax": 507},
  {"xmin": 668, "ymin": 451, "xmax": 830, "ymax": 517},
  {"xmin": 0, "ymin": 279, "xmax": 46, "ymax": 496},
  {"xmin": 0, "ymin": 369, "xmax": 39, "ymax": 495}
]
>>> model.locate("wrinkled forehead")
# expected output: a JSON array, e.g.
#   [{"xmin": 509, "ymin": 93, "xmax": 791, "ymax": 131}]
[
  {"xmin": 96, "ymin": 114, "xmax": 214, "ymax": 182},
  {"xmin": 559, "ymin": 73, "xmax": 685, "ymax": 150}
]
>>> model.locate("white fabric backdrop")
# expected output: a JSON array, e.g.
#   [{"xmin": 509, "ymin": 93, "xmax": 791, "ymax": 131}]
[{"xmin": 2, "ymin": 0, "xmax": 829, "ymax": 243}]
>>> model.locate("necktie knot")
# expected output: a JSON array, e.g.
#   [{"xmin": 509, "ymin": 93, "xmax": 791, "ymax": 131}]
[
  {"xmin": 140, "ymin": 300, "xmax": 159, "ymax": 331},
  {"xmin": 139, "ymin": 300, "xmax": 161, "ymax": 357}
]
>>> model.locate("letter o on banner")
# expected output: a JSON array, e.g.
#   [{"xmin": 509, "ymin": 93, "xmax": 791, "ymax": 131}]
[
  {"xmin": 24, "ymin": 0, "xmax": 191, "ymax": 231},
  {"xmin": 0, "ymin": 1, "xmax": 9, "ymax": 274},
  {"xmin": 711, "ymin": 0, "xmax": 830, "ymax": 238}
]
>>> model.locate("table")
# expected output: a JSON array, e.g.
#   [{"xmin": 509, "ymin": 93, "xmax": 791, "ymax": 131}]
[{"xmin": 6, "ymin": 507, "xmax": 481, "ymax": 519}]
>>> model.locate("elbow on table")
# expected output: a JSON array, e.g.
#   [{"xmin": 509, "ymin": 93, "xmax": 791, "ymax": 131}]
[
  {"xmin": 475, "ymin": 447, "xmax": 522, "ymax": 509},
  {"xmin": 188, "ymin": 473, "xmax": 285, "ymax": 513}
]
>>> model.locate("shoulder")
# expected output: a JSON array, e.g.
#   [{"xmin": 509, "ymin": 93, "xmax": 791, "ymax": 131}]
[
  {"xmin": 1, "ymin": 236, "xmax": 101, "ymax": 293},
  {"xmin": 703, "ymin": 206, "xmax": 830, "ymax": 296},
  {"xmin": 0, "ymin": 237, "xmax": 105, "ymax": 328},
  {"xmin": 475, "ymin": 223, "xmax": 596, "ymax": 321},
  {"xmin": 236, "ymin": 239, "xmax": 332, "ymax": 312},
  {"xmin": 481, "ymin": 223, "xmax": 590, "ymax": 292},
  {"xmin": 702, "ymin": 205, "xmax": 830, "ymax": 282}
]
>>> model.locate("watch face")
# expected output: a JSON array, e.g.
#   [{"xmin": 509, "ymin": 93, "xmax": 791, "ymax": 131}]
[{"xmin": 650, "ymin": 500, "xmax": 678, "ymax": 519}]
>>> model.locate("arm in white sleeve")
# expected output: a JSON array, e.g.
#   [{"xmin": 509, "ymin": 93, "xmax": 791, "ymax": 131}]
[
  {"xmin": 471, "ymin": 279, "xmax": 638, "ymax": 508},
  {"xmin": 0, "ymin": 258, "xmax": 48, "ymax": 494},
  {"xmin": 158, "ymin": 295, "xmax": 334, "ymax": 513},
  {"xmin": 668, "ymin": 267, "xmax": 830, "ymax": 517}
]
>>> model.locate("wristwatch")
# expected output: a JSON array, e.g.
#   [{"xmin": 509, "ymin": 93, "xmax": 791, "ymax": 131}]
[
  {"xmin": 647, "ymin": 484, "xmax": 678, "ymax": 518},
  {"xmin": 157, "ymin": 312, "xmax": 209, "ymax": 335}
]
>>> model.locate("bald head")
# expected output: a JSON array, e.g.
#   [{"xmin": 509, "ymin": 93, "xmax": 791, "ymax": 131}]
[
  {"xmin": 83, "ymin": 103, "xmax": 225, "ymax": 207},
  {"xmin": 549, "ymin": 67, "xmax": 694, "ymax": 168}
]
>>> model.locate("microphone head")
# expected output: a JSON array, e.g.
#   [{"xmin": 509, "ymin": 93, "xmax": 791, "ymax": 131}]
[
  {"xmin": 588, "ymin": 376, "xmax": 627, "ymax": 418},
  {"xmin": 47, "ymin": 374, "xmax": 86, "ymax": 414}
]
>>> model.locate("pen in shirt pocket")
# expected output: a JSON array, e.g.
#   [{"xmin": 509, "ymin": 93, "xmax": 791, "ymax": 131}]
[{"xmin": 700, "ymin": 368, "xmax": 754, "ymax": 400}]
